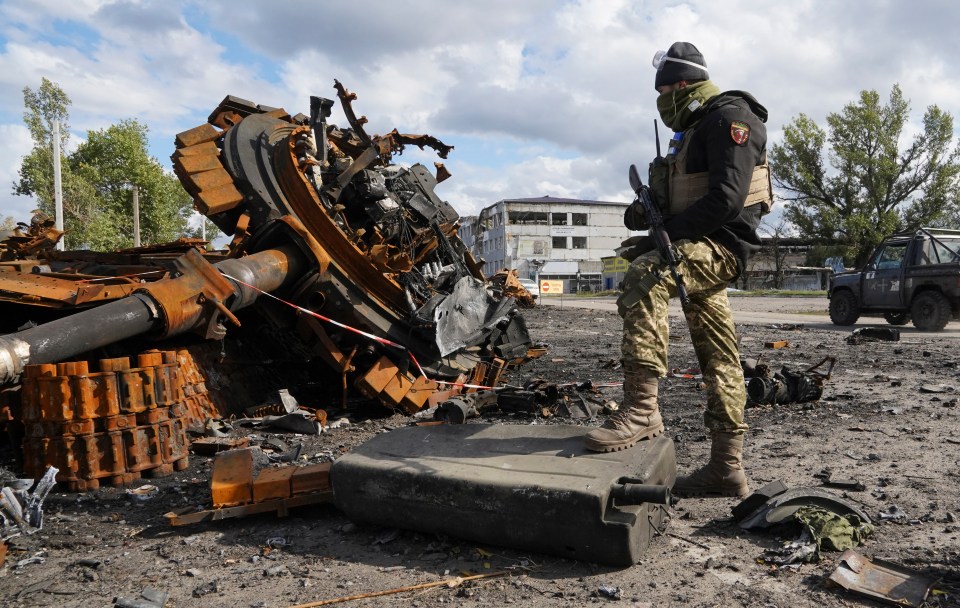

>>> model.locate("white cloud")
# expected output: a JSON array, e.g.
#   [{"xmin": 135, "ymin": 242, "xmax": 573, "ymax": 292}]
[
  {"xmin": 1, "ymin": 0, "xmax": 960, "ymax": 231},
  {"xmin": 0, "ymin": 123, "xmax": 39, "ymax": 222}
]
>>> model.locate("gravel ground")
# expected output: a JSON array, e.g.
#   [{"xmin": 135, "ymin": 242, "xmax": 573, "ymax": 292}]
[{"xmin": 1, "ymin": 299, "xmax": 959, "ymax": 607}]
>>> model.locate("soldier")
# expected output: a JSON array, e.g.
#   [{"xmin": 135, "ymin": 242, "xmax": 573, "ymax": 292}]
[{"xmin": 584, "ymin": 42, "xmax": 773, "ymax": 498}]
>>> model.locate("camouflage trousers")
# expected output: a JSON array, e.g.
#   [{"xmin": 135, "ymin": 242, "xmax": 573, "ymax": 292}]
[{"xmin": 620, "ymin": 238, "xmax": 747, "ymax": 433}]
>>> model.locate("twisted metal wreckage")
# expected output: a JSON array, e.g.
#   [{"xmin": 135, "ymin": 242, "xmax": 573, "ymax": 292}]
[{"xmin": 0, "ymin": 83, "xmax": 540, "ymax": 490}]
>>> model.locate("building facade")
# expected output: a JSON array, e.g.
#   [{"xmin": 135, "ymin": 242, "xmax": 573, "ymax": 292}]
[{"xmin": 459, "ymin": 196, "xmax": 634, "ymax": 293}]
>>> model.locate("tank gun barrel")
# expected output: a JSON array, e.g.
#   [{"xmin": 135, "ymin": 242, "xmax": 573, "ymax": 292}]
[{"xmin": 0, "ymin": 245, "xmax": 307, "ymax": 386}]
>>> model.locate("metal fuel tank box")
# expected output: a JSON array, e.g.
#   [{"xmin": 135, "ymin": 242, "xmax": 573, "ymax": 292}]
[{"xmin": 331, "ymin": 423, "xmax": 676, "ymax": 566}]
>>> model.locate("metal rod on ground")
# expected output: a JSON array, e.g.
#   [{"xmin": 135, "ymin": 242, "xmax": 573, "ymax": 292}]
[
  {"xmin": 52, "ymin": 119, "xmax": 64, "ymax": 251},
  {"xmin": 288, "ymin": 571, "xmax": 509, "ymax": 608}
]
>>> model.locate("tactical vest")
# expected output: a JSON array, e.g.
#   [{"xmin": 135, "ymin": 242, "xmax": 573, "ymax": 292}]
[{"xmin": 649, "ymin": 128, "xmax": 773, "ymax": 217}]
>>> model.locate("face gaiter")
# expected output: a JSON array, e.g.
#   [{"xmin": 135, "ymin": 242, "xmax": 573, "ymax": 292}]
[{"xmin": 656, "ymin": 80, "xmax": 720, "ymax": 131}]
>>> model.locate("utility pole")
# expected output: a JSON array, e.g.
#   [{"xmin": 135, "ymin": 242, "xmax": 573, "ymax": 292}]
[
  {"xmin": 132, "ymin": 185, "xmax": 140, "ymax": 247},
  {"xmin": 52, "ymin": 120, "xmax": 64, "ymax": 250}
]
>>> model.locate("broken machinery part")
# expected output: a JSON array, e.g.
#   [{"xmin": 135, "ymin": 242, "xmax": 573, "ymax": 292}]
[{"xmin": 17, "ymin": 349, "xmax": 219, "ymax": 491}]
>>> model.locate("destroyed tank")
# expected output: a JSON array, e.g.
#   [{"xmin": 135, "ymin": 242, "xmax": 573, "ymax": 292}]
[{"xmin": 0, "ymin": 82, "xmax": 536, "ymax": 413}]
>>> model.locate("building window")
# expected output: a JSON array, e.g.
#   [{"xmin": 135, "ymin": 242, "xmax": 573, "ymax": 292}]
[
  {"xmin": 552, "ymin": 236, "xmax": 567, "ymax": 249},
  {"xmin": 572, "ymin": 237, "xmax": 587, "ymax": 249},
  {"xmin": 572, "ymin": 213, "xmax": 587, "ymax": 226},
  {"xmin": 551, "ymin": 213, "xmax": 568, "ymax": 226},
  {"xmin": 509, "ymin": 211, "xmax": 548, "ymax": 224}
]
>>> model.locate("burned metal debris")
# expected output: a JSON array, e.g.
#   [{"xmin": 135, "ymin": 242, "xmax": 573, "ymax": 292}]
[
  {"xmin": 431, "ymin": 379, "xmax": 610, "ymax": 423},
  {"xmin": 828, "ymin": 549, "xmax": 936, "ymax": 607},
  {"xmin": 0, "ymin": 465, "xmax": 57, "ymax": 542},
  {"xmin": 0, "ymin": 81, "xmax": 538, "ymax": 496},
  {"xmin": 0, "ymin": 81, "xmax": 536, "ymax": 410},
  {"xmin": 745, "ymin": 356, "xmax": 836, "ymax": 406},
  {"xmin": 18, "ymin": 350, "xmax": 215, "ymax": 491}
]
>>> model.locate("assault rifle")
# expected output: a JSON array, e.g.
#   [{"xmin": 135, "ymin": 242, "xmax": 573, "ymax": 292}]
[{"xmin": 627, "ymin": 162, "xmax": 690, "ymax": 310}]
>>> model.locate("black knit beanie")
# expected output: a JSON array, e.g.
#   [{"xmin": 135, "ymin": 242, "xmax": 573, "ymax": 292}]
[{"xmin": 654, "ymin": 42, "xmax": 709, "ymax": 89}]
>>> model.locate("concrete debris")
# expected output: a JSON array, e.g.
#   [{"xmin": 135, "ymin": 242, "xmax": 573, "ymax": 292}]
[{"xmin": 596, "ymin": 584, "xmax": 623, "ymax": 600}]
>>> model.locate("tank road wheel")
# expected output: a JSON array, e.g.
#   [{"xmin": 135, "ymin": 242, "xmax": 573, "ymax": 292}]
[
  {"xmin": 911, "ymin": 291, "xmax": 951, "ymax": 331},
  {"xmin": 883, "ymin": 311, "xmax": 911, "ymax": 326},
  {"xmin": 829, "ymin": 290, "xmax": 860, "ymax": 326}
]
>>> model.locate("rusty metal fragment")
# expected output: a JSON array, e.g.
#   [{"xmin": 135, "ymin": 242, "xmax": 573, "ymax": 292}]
[
  {"xmin": 168, "ymin": 449, "xmax": 331, "ymax": 526},
  {"xmin": 18, "ymin": 350, "xmax": 210, "ymax": 491},
  {"xmin": 488, "ymin": 268, "xmax": 536, "ymax": 308},
  {"xmin": 764, "ymin": 340, "xmax": 790, "ymax": 349},
  {"xmin": 0, "ymin": 214, "xmax": 63, "ymax": 262},
  {"xmin": 828, "ymin": 549, "xmax": 935, "ymax": 607}
]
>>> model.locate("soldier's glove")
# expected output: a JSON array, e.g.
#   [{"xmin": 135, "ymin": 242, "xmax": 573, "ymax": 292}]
[
  {"xmin": 623, "ymin": 199, "xmax": 649, "ymax": 231},
  {"xmin": 618, "ymin": 235, "xmax": 655, "ymax": 261}
]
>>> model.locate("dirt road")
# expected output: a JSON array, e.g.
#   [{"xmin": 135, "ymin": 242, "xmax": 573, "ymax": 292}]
[
  {"xmin": 1, "ymin": 300, "xmax": 958, "ymax": 607},
  {"xmin": 544, "ymin": 293, "xmax": 960, "ymax": 338}
]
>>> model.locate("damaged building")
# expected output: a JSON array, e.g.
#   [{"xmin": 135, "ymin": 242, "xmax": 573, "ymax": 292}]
[{"xmin": 460, "ymin": 196, "xmax": 634, "ymax": 292}]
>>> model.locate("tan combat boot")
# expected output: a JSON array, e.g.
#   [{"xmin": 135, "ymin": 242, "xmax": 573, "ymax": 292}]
[
  {"xmin": 672, "ymin": 431, "xmax": 749, "ymax": 498},
  {"xmin": 584, "ymin": 366, "xmax": 664, "ymax": 452}
]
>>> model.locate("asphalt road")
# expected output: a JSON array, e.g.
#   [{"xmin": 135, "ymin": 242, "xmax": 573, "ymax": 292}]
[{"xmin": 539, "ymin": 294, "xmax": 960, "ymax": 339}]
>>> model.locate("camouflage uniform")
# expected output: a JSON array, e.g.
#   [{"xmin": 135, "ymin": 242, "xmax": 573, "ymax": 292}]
[{"xmin": 620, "ymin": 237, "xmax": 746, "ymax": 432}]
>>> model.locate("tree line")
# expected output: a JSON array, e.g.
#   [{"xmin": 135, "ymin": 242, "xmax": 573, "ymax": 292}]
[
  {"xmin": 10, "ymin": 79, "xmax": 960, "ymax": 266},
  {"xmin": 11, "ymin": 78, "xmax": 215, "ymax": 250},
  {"xmin": 771, "ymin": 84, "xmax": 960, "ymax": 267}
]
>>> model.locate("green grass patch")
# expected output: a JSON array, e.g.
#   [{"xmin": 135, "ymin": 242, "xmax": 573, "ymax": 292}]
[{"xmin": 729, "ymin": 290, "xmax": 827, "ymax": 297}]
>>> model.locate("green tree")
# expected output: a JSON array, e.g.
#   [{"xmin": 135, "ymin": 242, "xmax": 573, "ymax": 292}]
[
  {"xmin": 771, "ymin": 85, "xmax": 960, "ymax": 266},
  {"xmin": 70, "ymin": 120, "xmax": 192, "ymax": 249},
  {"xmin": 14, "ymin": 79, "xmax": 99, "ymax": 248},
  {"xmin": 14, "ymin": 79, "xmax": 194, "ymax": 250}
]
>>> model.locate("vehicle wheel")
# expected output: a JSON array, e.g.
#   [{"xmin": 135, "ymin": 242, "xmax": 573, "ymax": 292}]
[
  {"xmin": 883, "ymin": 311, "xmax": 911, "ymax": 326},
  {"xmin": 829, "ymin": 290, "xmax": 860, "ymax": 325},
  {"xmin": 911, "ymin": 291, "xmax": 951, "ymax": 331}
]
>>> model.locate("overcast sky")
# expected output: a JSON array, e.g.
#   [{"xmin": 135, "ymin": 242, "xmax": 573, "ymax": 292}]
[{"xmin": 2, "ymin": 0, "xmax": 959, "ymax": 234}]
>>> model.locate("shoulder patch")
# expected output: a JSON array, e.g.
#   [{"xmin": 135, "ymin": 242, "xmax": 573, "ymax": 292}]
[{"xmin": 730, "ymin": 121, "xmax": 750, "ymax": 145}]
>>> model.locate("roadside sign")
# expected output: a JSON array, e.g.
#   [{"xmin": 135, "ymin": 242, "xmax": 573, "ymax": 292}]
[{"xmin": 539, "ymin": 280, "xmax": 563, "ymax": 295}]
